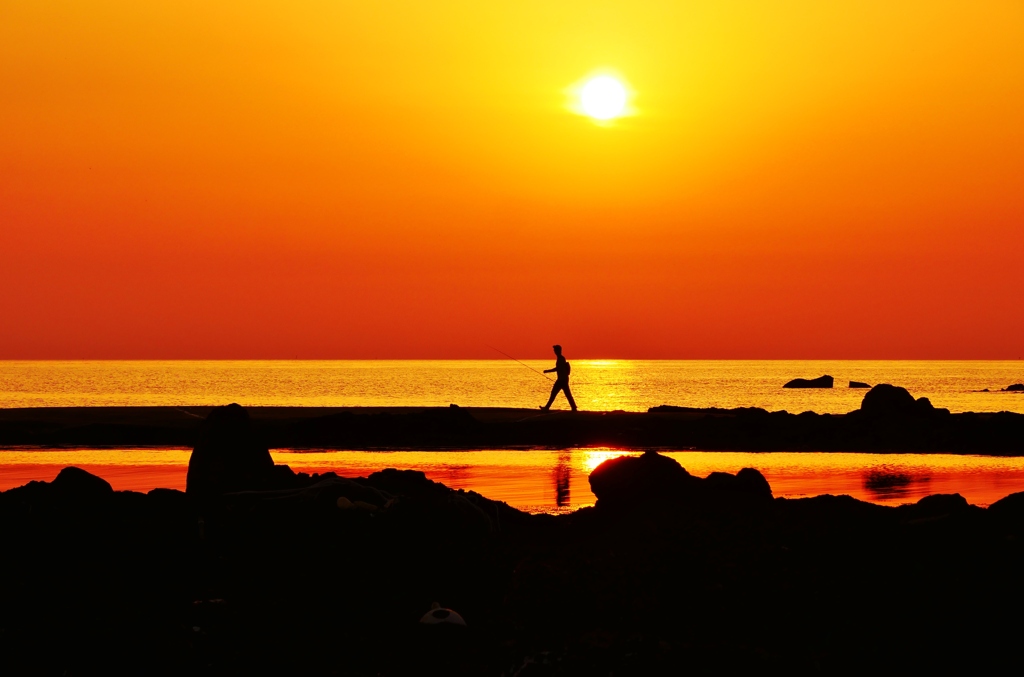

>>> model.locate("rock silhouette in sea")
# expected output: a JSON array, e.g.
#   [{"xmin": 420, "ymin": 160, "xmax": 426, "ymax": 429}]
[
  {"xmin": 859, "ymin": 384, "xmax": 935, "ymax": 417},
  {"xmin": 849, "ymin": 381, "xmax": 871, "ymax": 389},
  {"xmin": 783, "ymin": 375, "xmax": 834, "ymax": 389},
  {"xmin": 588, "ymin": 450, "xmax": 772, "ymax": 510},
  {"xmin": 186, "ymin": 403, "xmax": 282, "ymax": 502},
  {"xmin": 1004, "ymin": 383, "xmax": 1024, "ymax": 392}
]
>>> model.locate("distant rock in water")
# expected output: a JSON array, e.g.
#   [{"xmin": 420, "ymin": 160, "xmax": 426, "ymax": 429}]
[
  {"xmin": 186, "ymin": 403, "xmax": 281, "ymax": 502},
  {"xmin": 849, "ymin": 381, "xmax": 871, "ymax": 389},
  {"xmin": 1004, "ymin": 383, "xmax": 1024, "ymax": 392},
  {"xmin": 783, "ymin": 375, "xmax": 834, "ymax": 389},
  {"xmin": 859, "ymin": 384, "xmax": 935, "ymax": 417}
]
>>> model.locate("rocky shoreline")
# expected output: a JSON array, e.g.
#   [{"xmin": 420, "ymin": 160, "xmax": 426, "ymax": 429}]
[
  {"xmin": 2, "ymin": 385, "xmax": 1023, "ymax": 454},
  {"xmin": 2, "ymin": 401, "xmax": 1024, "ymax": 674}
]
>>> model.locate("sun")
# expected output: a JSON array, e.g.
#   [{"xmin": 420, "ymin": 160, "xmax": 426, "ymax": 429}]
[{"xmin": 578, "ymin": 75, "xmax": 628, "ymax": 121}]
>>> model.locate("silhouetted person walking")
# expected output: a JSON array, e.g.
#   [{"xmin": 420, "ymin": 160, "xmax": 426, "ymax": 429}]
[{"xmin": 540, "ymin": 344, "xmax": 577, "ymax": 411}]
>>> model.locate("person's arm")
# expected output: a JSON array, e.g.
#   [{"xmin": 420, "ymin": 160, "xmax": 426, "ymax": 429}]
[{"xmin": 544, "ymin": 368, "xmax": 555, "ymax": 373}]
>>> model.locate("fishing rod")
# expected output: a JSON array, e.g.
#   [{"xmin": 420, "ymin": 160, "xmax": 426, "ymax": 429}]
[{"xmin": 486, "ymin": 345, "xmax": 553, "ymax": 381}]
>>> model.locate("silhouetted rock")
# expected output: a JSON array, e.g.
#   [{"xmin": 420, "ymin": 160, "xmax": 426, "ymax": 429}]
[
  {"xmin": 52, "ymin": 466, "xmax": 114, "ymax": 499},
  {"xmin": 783, "ymin": 375, "xmax": 834, "ymax": 388},
  {"xmin": 1004, "ymin": 383, "xmax": 1024, "ymax": 392},
  {"xmin": 860, "ymin": 384, "xmax": 931, "ymax": 416},
  {"xmin": 589, "ymin": 451, "xmax": 699, "ymax": 508},
  {"xmin": 223, "ymin": 475, "xmax": 393, "ymax": 514},
  {"xmin": 737, "ymin": 467, "xmax": 773, "ymax": 496},
  {"xmin": 363, "ymin": 468, "xmax": 511, "ymax": 533},
  {"xmin": 988, "ymin": 491, "xmax": 1024, "ymax": 519},
  {"xmin": 849, "ymin": 381, "xmax": 871, "ymax": 389},
  {"xmin": 906, "ymin": 493, "xmax": 970, "ymax": 519},
  {"xmin": 589, "ymin": 452, "xmax": 774, "ymax": 511},
  {"xmin": 704, "ymin": 467, "xmax": 774, "ymax": 501},
  {"xmin": 186, "ymin": 403, "xmax": 279, "ymax": 502}
]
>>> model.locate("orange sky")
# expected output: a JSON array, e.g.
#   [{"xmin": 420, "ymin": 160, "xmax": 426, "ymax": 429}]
[{"xmin": 2, "ymin": 1, "xmax": 1023, "ymax": 359}]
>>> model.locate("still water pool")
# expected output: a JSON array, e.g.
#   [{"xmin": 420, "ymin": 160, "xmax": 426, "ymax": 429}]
[{"xmin": 3, "ymin": 448, "xmax": 1023, "ymax": 513}]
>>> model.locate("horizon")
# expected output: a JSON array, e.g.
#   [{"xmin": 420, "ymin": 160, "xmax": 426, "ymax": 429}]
[{"xmin": 1, "ymin": 357, "xmax": 1023, "ymax": 362}]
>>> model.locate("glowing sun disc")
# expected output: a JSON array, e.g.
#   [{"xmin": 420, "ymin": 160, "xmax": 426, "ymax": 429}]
[{"xmin": 579, "ymin": 76, "xmax": 627, "ymax": 120}]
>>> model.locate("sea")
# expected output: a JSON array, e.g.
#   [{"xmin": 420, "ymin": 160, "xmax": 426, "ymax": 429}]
[
  {"xmin": 1, "ymin": 359, "xmax": 1022, "ymax": 413},
  {"xmin": 2, "ymin": 360, "xmax": 1023, "ymax": 512}
]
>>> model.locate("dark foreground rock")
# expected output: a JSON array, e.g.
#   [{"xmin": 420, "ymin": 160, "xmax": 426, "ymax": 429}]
[
  {"xmin": 783, "ymin": 374, "xmax": 834, "ymax": 388},
  {"xmin": 186, "ymin": 403, "xmax": 293, "ymax": 503},
  {"xmin": 3, "ymin": 450, "xmax": 1024, "ymax": 675},
  {"xmin": 588, "ymin": 450, "xmax": 772, "ymax": 511}
]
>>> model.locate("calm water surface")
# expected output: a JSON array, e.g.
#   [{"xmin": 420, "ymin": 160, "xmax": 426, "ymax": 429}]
[
  {"xmin": 3, "ymin": 448, "xmax": 1023, "ymax": 513},
  {"xmin": 1, "ymin": 360, "xmax": 1023, "ymax": 413}
]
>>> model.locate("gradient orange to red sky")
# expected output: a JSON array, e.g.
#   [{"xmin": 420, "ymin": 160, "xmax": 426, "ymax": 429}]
[{"xmin": 2, "ymin": 1, "xmax": 1023, "ymax": 359}]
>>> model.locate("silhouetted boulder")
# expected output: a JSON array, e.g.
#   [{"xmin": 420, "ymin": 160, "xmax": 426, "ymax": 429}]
[
  {"xmin": 52, "ymin": 466, "xmax": 113, "ymax": 499},
  {"xmin": 908, "ymin": 493, "xmax": 970, "ymax": 519},
  {"xmin": 859, "ymin": 384, "xmax": 935, "ymax": 417},
  {"xmin": 588, "ymin": 452, "xmax": 774, "ymax": 511},
  {"xmin": 849, "ymin": 381, "xmax": 871, "ymax": 389},
  {"xmin": 1004, "ymin": 383, "xmax": 1024, "ymax": 392},
  {"xmin": 364, "ymin": 468, "xmax": 513, "ymax": 533},
  {"xmin": 186, "ymin": 403, "xmax": 279, "ymax": 502},
  {"xmin": 737, "ymin": 467, "xmax": 773, "ymax": 497},
  {"xmin": 988, "ymin": 491, "xmax": 1024, "ymax": 520},
  {"xmin": 704, "ymin": 467, "xmax": 773, "ymax": 501},
  {"xmin": 589, "ymin": 451, "xmax": 699, "ymax": 508},
  {"xmin": 783, "ymin": 375, "xmax": 833, "ymax": 388},
  {"xmin": 224, "ymin": 475, "xmax": 393, "ymax": 514}
]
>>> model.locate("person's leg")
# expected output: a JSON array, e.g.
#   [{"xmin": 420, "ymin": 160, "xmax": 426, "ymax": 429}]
[
  {"xmin": 541, "ymin": 382, "xmax": 561, "ymax": 410},
  {"xmin": 562, "ymin": 382, "xmax": 578, "ymax": 411}
]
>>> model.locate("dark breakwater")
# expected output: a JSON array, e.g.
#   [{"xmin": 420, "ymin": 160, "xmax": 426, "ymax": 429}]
[{"xmin": 1, "ymin": 399, "xmax": 1023, "ymax": 454}]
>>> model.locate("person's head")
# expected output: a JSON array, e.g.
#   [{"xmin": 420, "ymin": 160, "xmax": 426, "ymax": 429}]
[{"xmin": 552, "ymin": 344, "xmax": 562, "ymax": 356}]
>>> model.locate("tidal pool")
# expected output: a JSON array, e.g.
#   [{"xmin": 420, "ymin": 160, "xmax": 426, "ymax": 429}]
[{"xmin": 3, "ymin": 448, "xmax": 1024, "ymax": 513}]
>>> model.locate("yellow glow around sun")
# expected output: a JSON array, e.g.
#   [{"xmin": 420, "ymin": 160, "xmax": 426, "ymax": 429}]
[{"xmin": 567, "ymin": 72, "xmax": 633, "ymax": 123}]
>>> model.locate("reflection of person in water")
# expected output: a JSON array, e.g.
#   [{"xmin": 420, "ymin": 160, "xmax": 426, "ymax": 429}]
[{"xmin": 540, "ymin": 344, "xmax": 578, "ymax": 411}]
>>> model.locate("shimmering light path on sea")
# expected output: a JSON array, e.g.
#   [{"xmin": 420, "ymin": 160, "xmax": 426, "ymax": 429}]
[
  {"xmin": 2, "ymin": 360, "xmax": 1023, "ymax": 413},
  {"xmin": 3, "ymin": 449, "xmax": 1023, "ymax": 514}
]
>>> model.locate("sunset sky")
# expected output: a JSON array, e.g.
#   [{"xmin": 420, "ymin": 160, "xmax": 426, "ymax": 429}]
[{"xmin": 2, "ymin": 1, "xmax": 1022, "ymax": 359}]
